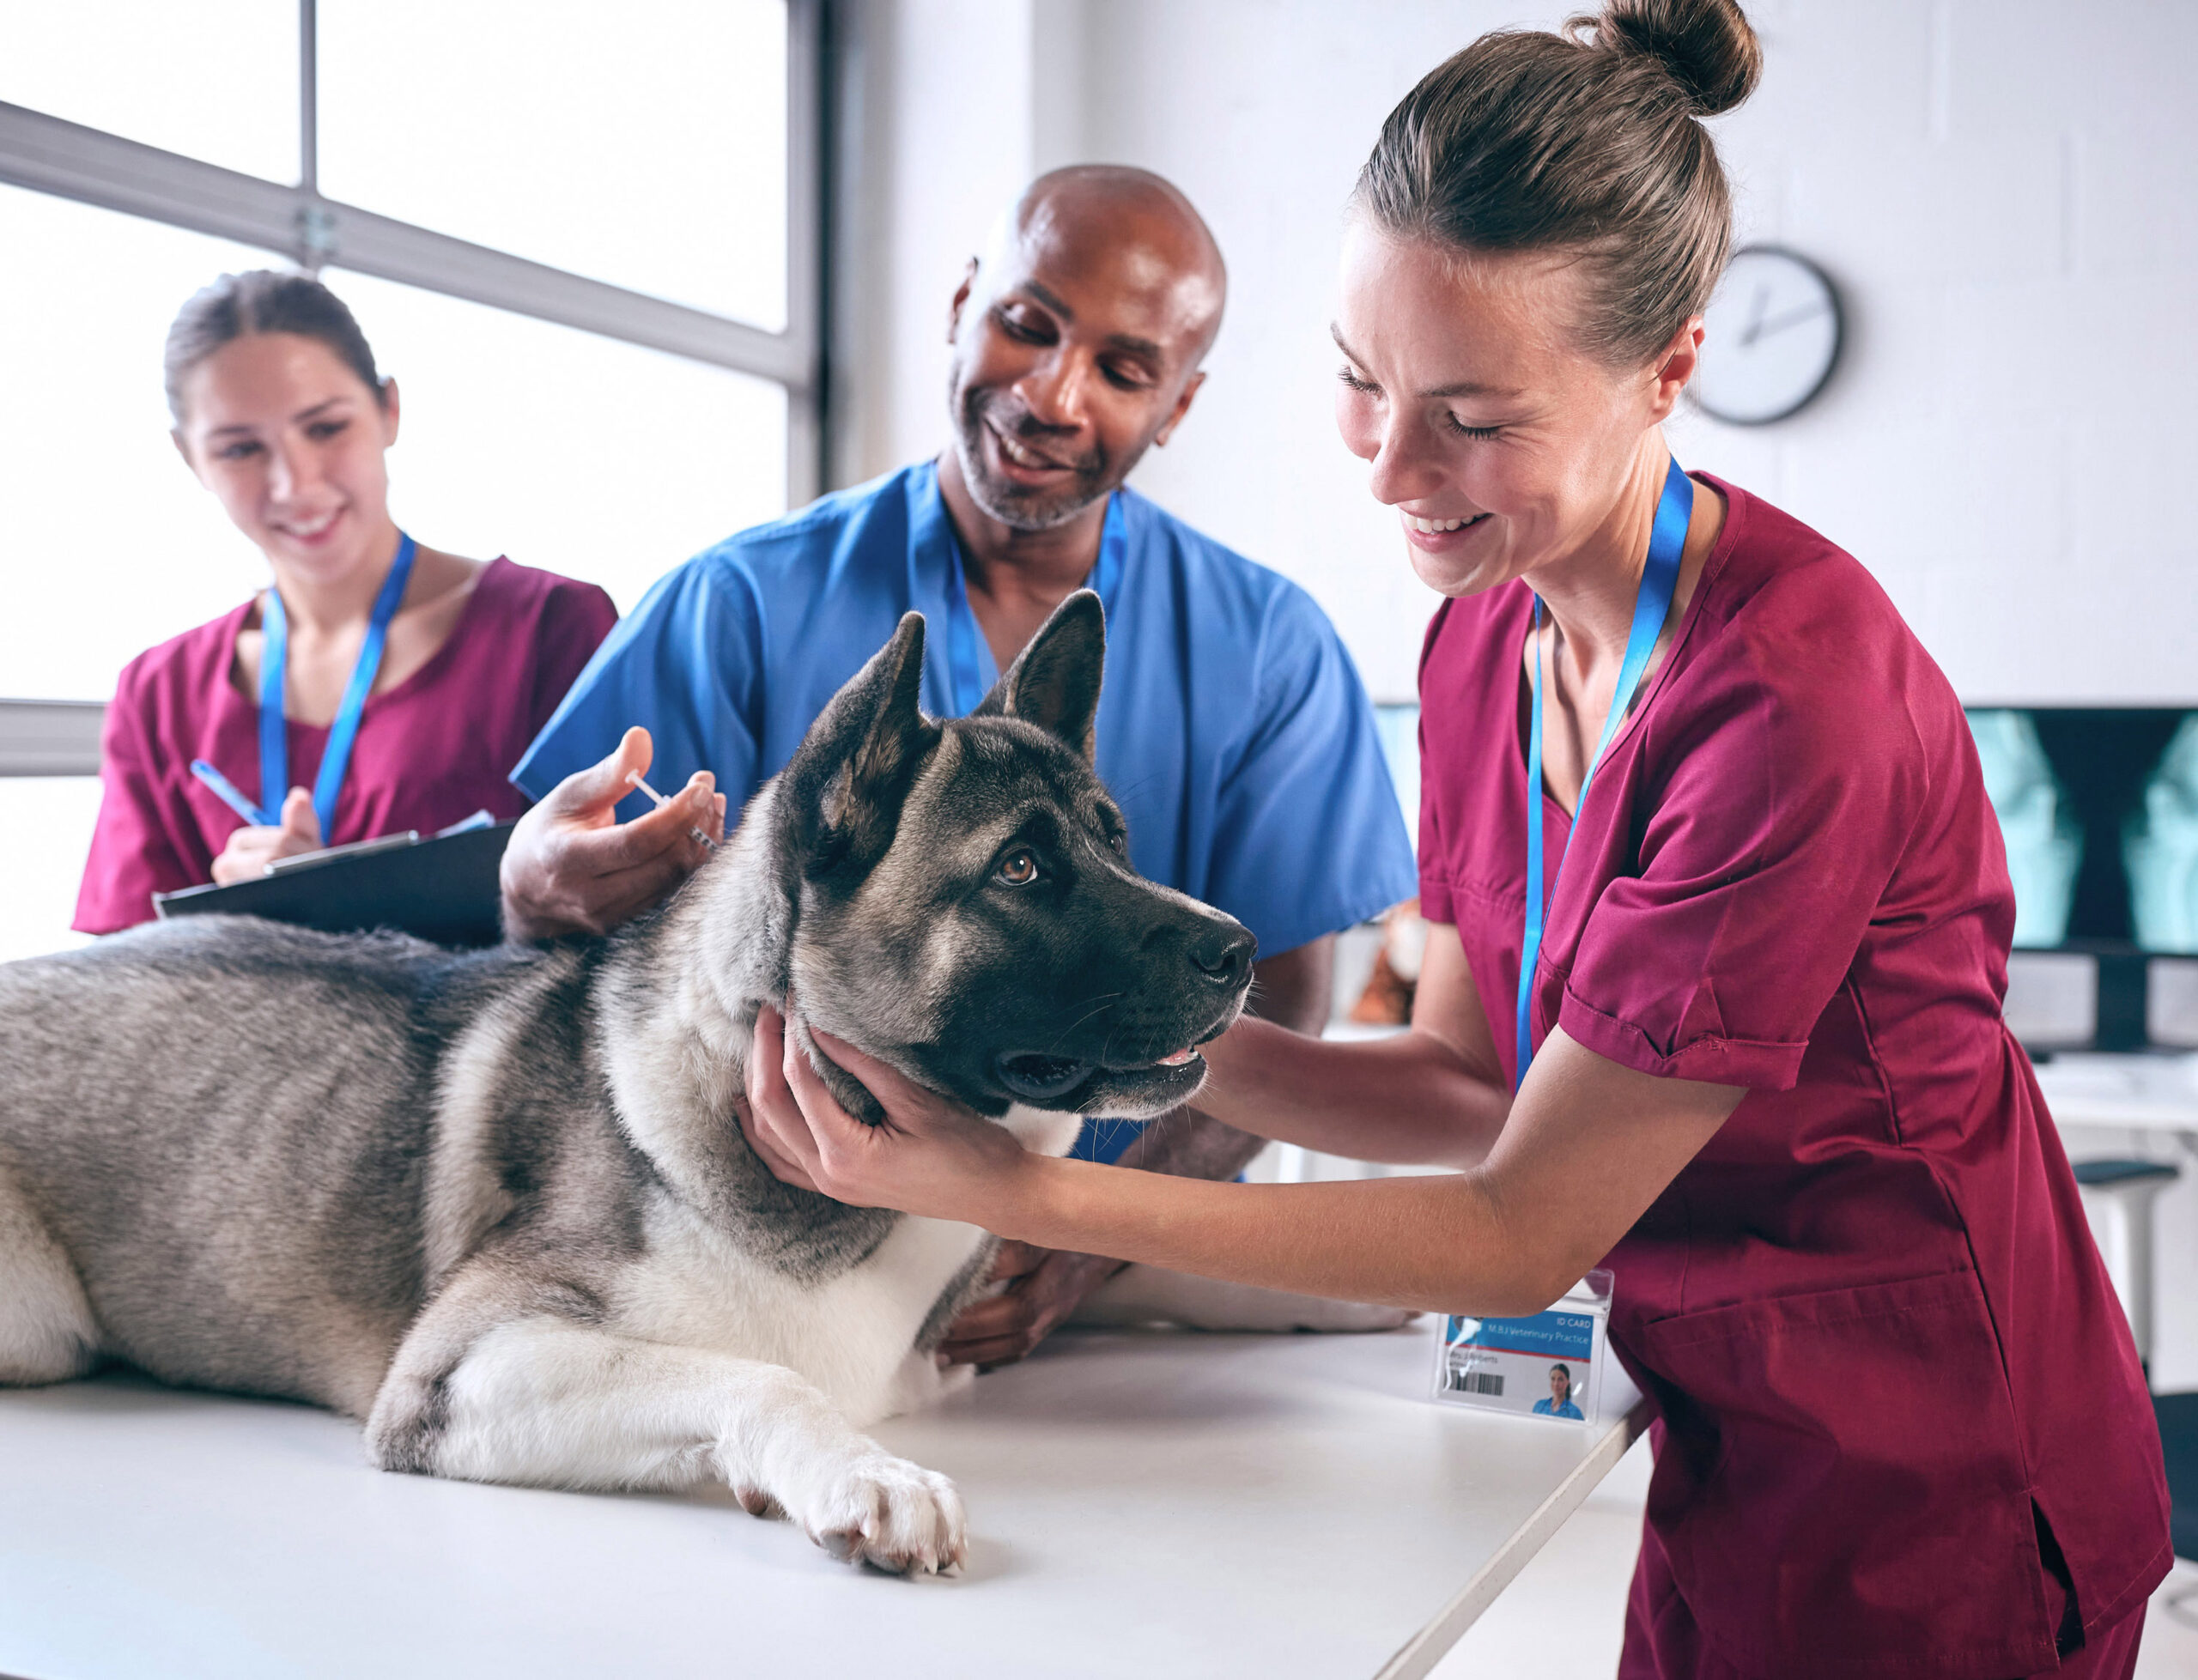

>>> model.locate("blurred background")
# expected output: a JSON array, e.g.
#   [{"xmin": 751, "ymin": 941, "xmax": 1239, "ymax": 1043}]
[{"xmin": 3, "ymin": 4, "xmax": 2195, "ymax": 1667}]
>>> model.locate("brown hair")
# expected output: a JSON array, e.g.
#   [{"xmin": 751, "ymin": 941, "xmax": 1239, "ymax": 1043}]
[
  {"xmin": 1354, "ymin": 0, "xmax": 1763, "ymax": 365},
  {"xmin": 163, "ymin": 270, "xmax": 386, "ymax": 425}
]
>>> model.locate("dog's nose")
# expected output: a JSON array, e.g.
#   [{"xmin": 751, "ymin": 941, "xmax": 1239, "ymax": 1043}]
[{"xmin": 1189, "ymin": 925, "xmax": 1255, "ymax": 989}]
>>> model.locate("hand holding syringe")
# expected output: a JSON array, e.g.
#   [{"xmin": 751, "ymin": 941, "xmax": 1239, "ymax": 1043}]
[{"xmin": 626, "ymin": 771, "xmax": 719, "ymax": 851}]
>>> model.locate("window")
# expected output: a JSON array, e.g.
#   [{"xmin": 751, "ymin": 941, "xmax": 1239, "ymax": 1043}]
[
  {"xmin": 315, "ymin": 270, "xmax": 788, "ymax": 614},
  {"xmin": 0, "ymin": 185, "xmax": 278, "ymax": 702},
  {"xmin": 0, "ymin": 0, "xmax": 819, "ymax": 958},
  {"xmin": 0, "ymin": 2, "xmax": 298, "ymax": 182},
  {"xmin": 318, "ymin": 1, "xmax": 790, "ymax": 328}
]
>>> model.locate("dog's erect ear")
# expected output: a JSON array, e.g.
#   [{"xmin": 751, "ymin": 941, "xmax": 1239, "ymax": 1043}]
[
  {"xmin": 776, "ymin": 612, "xmax": 940, "ymax": 877},
  {"xmin": 972, "ymin": 588, "xmax": 1105, "ymax": 761}
]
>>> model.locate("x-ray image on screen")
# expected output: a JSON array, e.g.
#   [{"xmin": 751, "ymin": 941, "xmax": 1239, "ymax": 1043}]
[
  {"xmin": 2126, "ymin": 716, "xmax": 2198, "ymax": 955},
  {"xmin": 1966, "ymin": 708, "xmax": 2196, "ymax": 955},
  {"xmin": 1967, "ymin": 710, "xmax": 2080, "ymax": 949}
]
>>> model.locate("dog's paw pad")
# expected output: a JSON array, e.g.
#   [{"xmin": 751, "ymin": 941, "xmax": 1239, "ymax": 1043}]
[{"xmin": 798, "ymin": 1453, "xmax": 966, "ymax": 1575}]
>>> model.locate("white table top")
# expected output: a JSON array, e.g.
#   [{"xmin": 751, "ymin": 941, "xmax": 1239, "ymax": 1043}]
[
  {"xmin": 0, "ymin": 1323, "xmax": 1644, "ymax": 1680},
  {"xmin": 2034, "ymin": 1050, "xmax": 2198, "ymax": 1135}
]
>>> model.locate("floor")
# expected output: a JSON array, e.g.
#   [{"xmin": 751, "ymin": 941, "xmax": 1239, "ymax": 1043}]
[{"xmin": 1431, "ymin": 1438, "xmax": 2198, "ymax": 1678}]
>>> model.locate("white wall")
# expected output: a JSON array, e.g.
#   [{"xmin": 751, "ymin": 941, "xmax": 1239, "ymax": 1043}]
[{"xmin": 835, "ymin": 0, "xmax": 2198, "ymax": 704}]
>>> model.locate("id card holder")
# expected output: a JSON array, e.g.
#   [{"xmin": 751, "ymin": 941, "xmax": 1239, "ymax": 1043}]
[{"xmin": 1431, "ymin": 1268, "xmax": 1614, "ymax": 1425}]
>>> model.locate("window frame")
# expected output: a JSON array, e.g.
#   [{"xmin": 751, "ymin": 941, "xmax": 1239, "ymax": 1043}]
[{"xmin": 0, "ymin": 0, "xmax": 824, "ymax": 773}]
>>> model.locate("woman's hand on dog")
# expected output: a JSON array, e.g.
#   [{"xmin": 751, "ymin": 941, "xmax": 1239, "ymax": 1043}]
[
  {"xmin": 743, "ymin": 1003, "xmax": 1027, "ymax": 1223},
  {"xmin": 744, "ymin": 1007, "xmax": 1111, "ymax": 1368}
]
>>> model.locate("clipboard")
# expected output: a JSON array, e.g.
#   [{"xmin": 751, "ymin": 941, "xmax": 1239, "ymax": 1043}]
[{"xmin": 153, "ymin": 822, "xmax": 513, "ymax": 949}]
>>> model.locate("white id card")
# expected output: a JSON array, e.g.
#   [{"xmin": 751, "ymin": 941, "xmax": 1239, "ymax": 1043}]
[{"xmin": 1431, "ymin": 1268, "xmax": 1614, "ymax": 1425}]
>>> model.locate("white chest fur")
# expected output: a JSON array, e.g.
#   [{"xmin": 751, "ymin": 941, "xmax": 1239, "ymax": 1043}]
[{"xmin": 607, "ymin": 1101, "xmax": 1085, "ymax": 1428}]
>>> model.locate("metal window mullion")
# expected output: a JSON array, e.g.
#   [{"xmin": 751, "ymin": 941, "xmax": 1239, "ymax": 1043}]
[
  {"xmin": 299, "ymin": 0, "xmax": 318, "ymax": 193},
  {"xmin": 0, "ymin": 700, "xmax": 105, "ymax": 777},
  {"xmin": 784, "ymin": 0, "xmax": 824, "ymax": 503},
  {"xmin": 0, "ymin": 100, "xmax": 811, "ymax": 390}
]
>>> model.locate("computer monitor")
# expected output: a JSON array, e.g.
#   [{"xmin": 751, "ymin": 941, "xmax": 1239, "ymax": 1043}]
[{"xmin": 1969, "ymin": 707, "xmax": 2198, "ymax": 955}]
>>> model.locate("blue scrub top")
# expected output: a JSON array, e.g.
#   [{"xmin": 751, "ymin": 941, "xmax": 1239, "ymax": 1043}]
[{"xmin": 513, "ymin": 463, "xmax": 1417, "ymax": 1153}]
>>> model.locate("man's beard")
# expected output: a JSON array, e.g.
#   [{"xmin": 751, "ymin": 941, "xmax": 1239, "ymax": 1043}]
[{"xmin": 950, "ymin": 385, "xmax": 1122, "ymax": 532}]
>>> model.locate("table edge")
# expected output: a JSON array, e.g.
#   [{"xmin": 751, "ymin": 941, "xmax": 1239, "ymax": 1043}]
[{"xmin": 1370, "ymin": 1397, "xmax": 1654, "ymax": 1680}]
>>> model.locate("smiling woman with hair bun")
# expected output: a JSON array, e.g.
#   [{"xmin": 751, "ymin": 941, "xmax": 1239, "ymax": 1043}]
[
  {"xmin": 737, "ymin": 7, "xmax": 2170, "ymax": 1675},
  {"xmin": 73, "ymin": 270, "xmax": 622, "ymax": 932}
]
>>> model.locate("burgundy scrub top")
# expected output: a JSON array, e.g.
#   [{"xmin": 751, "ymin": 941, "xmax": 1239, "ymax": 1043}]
[
  {"xmin": 1417, "ymin": 476, "xmax": 2170, "ymax": 1678},
  {"xmin": 75, "ymin": 556, "xmax": 616, "ymax": 933}
]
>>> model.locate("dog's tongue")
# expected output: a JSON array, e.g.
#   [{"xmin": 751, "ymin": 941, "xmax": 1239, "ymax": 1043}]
[{"xmin": 1157, "ymin": 1047, "xmax": 1198, "ymax": 1067}]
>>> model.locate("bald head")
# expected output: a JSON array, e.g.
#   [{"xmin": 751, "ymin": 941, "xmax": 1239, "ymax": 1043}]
[
  {"xmin": 981, "ymin": 166, "xmax": 1228, "ymax": 367},
  {"xmin": 944, "ymin": 167, "xmax": 1227, "ymax": 535}
]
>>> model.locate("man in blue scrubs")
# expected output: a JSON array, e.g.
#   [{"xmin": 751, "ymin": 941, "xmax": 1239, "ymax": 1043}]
[{"xmin": 501, "ymin": 165, "xmax": 1415, "ymax": 1364}]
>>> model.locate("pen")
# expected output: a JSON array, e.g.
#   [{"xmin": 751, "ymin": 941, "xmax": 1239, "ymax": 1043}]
[
  {"xmin": 191, "ymin": 759, "xmax": 269, "ymax": 826},
  {"xmin": 626, "ymin": 772, "xmax": 719, "ymax": 851}
]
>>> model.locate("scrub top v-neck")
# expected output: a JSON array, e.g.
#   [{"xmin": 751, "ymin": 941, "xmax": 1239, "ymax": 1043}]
[
  {"xmin": 513, "ymin": 460, "xmax": 1418, "ymax": 969},
  {"xmin": 938, "ymin": 489, "xmax": 1127, "ymax": 718}
]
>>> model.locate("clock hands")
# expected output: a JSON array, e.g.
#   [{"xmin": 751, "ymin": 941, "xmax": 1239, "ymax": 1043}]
[
  {"xmin": 1741, "ymin": 282, "xmax": 1770, "ymax": 347},
  {"xmin": 1740, "ymin": 299, "xmax": 1830, "ymax": 349}
]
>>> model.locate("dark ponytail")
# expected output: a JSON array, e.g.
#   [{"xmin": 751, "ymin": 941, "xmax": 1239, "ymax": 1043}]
[
  {"xmin": 164, "ymin": 270, "xmax": 386, "ymax": 425},
  {"xmin": 1354, "ymin": 0, "xmax": 1764, "ymax": 365}
]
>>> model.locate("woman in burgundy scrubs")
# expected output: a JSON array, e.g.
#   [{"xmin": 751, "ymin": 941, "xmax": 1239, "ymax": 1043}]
[
  {"xmin": 74, "ymin": 271, "xmax": 618, "ymax": 932},
  {"xmin": 739, "ymin": 3, "xmax": 2171, "ymax": 1673}
]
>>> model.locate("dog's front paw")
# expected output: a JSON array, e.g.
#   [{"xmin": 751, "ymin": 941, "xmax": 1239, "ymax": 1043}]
[{"xmin": 786, "ymin": 1448, "xmax": 967, "ymax": 1575}]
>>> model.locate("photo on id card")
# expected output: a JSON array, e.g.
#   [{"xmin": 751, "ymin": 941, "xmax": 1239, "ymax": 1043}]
[{"xmin": 1432, "ymin": 1269, "xmax": 1612, "ymax": 1424}]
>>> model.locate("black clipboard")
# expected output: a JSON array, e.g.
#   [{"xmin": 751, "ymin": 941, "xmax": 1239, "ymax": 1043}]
[{"xmin": 152, "ymin": 822, "xmax": 513, "ymax": 948}]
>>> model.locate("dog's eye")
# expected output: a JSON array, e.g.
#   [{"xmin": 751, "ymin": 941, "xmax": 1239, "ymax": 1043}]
[
  {"xmin": 996, "ymin": 849, "xmax": 1040, "ymax": 886},
  {"xmin": 1107, "ymin": 833, "xmax": 1126, "ymax": 856}
]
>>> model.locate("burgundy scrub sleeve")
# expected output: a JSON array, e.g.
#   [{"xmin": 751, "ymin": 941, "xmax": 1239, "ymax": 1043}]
[
  {"xmin": 1557, "ymin": 660, "xmax": 1926, "ymax": 1091},
  {"xmin": 519, "ymin": 579, "xmax": 621, "ymax": 742},
  {"xmin": 73, "ymin": 664, "xmax": 208, "ymax": 934}
]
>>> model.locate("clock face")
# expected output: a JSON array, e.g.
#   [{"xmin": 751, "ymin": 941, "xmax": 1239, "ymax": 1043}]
[{"xmin": 1693, "ymin": 246, "xmax": 1842, "ymax": 425}]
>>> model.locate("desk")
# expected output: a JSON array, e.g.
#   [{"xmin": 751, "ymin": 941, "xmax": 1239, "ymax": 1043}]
[
  {"xmin": 2033, "ymin": 1051, "xmax": 2198, "ymax": 1143},
  {"xmin": 0, "ymin": 1323, "xmax": 1646, "ymax": 1680}
]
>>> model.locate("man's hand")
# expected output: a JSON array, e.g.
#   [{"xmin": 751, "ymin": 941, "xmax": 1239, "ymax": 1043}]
[
  {"xmin": 500, "ymin": 726, "xmax": 726, "ymax": 941},
  {"xmin": 210, "ymin": 785, "xmax": 323, "ymax": 882},
  {"xmin": 938, "ymin": 1242, "xmax": 1126, "ymax": 1370}
]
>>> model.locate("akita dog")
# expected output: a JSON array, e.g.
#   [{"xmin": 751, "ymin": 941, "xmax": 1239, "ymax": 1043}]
[{"xmin": 0, "ymin": 593, "xmax": 1264, "ymax": 1574}]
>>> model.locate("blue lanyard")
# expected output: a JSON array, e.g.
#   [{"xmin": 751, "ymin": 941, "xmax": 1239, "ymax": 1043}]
[
  {"xmin": 258, "ymin": 531, "xmax": 416, "ymax": 835},
  {"xmin": 1516, "ymin": 460, "xmax": 1692, "ymax": 1089},
  {"xmin": 941, "ymin": 494, "xmax": 1127, "ymax": 717}
]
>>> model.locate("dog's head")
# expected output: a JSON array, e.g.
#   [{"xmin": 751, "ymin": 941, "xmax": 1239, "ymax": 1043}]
[{"xmin": 768, "ymin": 591, "xmax": 1254, "ymax": 1120}]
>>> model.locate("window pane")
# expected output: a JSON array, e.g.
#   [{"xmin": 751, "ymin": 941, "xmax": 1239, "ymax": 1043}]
[
  {"xmin": 319, "ymin": 0, "xmax": 788, "ymax": 330},
  {"xmin": 0, "ymin": 2, "xmax": 296, "ymax": 182},
  {"xmin": 0, "ymin": 185, "xmax": 282, "ymax": 701},
  {"xmin": 322, "ymin": 270, "xmax": 787, "ymax": 612},
  {"xmin": 0, "ymin": 778, "xmax": 103, "ymax": 964}
]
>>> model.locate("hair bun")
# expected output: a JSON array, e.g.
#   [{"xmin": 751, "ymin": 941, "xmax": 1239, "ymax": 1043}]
[{"xmin": 1584, "ymin": 0, "xmax": 1762, "ymax": 115}]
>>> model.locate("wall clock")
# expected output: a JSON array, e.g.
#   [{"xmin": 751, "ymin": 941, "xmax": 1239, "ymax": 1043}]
[{"xmin": 1693, "ymin": 246, "xmax": 1843, "ymax": 425}]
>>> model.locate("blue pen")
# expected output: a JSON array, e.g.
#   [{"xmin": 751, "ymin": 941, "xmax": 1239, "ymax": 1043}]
[{"xmin": 191, "ymin": 759, "xmax": 270, "ymax": 826}]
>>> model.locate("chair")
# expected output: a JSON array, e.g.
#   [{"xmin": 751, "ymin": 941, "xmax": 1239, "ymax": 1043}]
[{"xmin": 2073, "ymin": 1158, "xmax": 2198, "ymax": 1559}]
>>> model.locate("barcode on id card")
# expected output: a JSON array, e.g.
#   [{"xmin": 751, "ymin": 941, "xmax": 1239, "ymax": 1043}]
[{"xmin": 1453, "ymin": 1372, "xmax": 1503, "ymax": 1396}]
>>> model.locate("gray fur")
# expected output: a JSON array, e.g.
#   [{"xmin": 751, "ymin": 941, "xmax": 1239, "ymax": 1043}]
[{"xmin": 0, "ymin": 596, "xmax": 1254, "ymax": 1552}]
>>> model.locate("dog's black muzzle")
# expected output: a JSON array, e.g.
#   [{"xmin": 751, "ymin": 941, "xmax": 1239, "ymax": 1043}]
[{"xmin": 992, "ymin": 917, "xmax": 1257, "ymax": 1104}]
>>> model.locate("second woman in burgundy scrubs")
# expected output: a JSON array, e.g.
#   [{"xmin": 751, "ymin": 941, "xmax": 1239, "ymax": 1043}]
[
  {"xmin": 736, "ymin": 3, "xmax": 2171, "ymax": 1673},
  {"xmin": 74, "ymin": 271, "xmax": 620, "ymax": 933}
]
